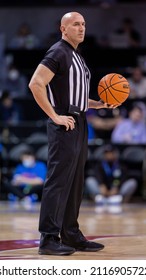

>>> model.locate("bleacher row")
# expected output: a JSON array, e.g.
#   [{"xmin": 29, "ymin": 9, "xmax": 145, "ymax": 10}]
[{"xmin": 1, "ymin": 127, "xmax": 146, "ymax": 199}]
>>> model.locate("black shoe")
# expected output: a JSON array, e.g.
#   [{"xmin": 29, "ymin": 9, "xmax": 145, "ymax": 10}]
[
  {"xmin": 74, "ymin": 240, "xmax": 104, "ymax": 252},
  {"xmin": 39, "ymin": 236, "xmax": 75, "ymax": 256},
  {"xmin": 62, "ymin": 230, "xmax": 104, "ymax": 252},
  {"xmin": 63, "ymin": 237, "xmax": 104, "ymax": 252}
]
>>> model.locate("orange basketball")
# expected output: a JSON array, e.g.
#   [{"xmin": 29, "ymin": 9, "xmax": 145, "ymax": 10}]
[{"xmin": 98, "ymin": 73, "xmax": 130, "ymax": 106}]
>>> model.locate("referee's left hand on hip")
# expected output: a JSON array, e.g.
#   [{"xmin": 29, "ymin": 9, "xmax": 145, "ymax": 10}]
[{"xmin": 53, "ymin": 115, "xmax": 76, "ymax": 131}]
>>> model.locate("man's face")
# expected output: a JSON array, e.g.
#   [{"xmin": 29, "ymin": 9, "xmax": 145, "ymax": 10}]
[
  {"xmin": 21, "ymin": 154, "xmax": 35, "ymax": 167},
  {"xmin": 130, "ymin": 107, "xmax": 143, "ymax": 123},
  {"xmin": 133, "ymin": 68, "xmax": 142, "ymax": 82},
  {"xmin": 61, "ymin": 13, "xmax": 86, "ymax": 45},
  {"xmin": 104, "ymin": 151, "xmax": 117, "ymax": 162}
]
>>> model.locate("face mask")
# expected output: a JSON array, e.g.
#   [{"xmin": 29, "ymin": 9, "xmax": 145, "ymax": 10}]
[
  {"xmin": 8, "ymin": 70, "xmax": 19, "ymax": 80},
  {"xmin": 22, "ymin": 159, "xmax": 35, "ymax": 168}
]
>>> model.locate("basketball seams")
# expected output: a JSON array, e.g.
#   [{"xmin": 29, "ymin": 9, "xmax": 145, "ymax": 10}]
[
  {"xmin": 109, "ymin": 73, "xmax": 117, "ymax": 86},
  {"xmin": 103, "ymin": 76, "xmax": 108, "ymax": 103},
  {"xmin": 110, "ymin": 87, "xmax": 129, "ymax": 94},
  {"xmin": 110, "ymin": 79, "xmax": 129, "ymax": 94},
  {"xmin": 98, "ymin": 85, "xmax": 106, "ymax": 99},
  {"xmin": 98, "ymin": 80, "xmax": 129, "ymax": 95},
  {"xmin": 98, "ymin": 85, "xmax": 105, "ymax": 91},
  {"xmin": 105, "ymin": 84, "xmax": 121, "ymax": 104},
  {"xmin": 98, "ymin": 73, "xmax": 130, "ymax": 105},
  {"xmin": 104, "ymin": 75, "xmax": 121, "ymax": 104}
]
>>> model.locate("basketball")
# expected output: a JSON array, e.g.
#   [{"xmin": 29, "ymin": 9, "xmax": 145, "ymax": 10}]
[{"xmin": 98, "ymin": 73, "xmax": 130, "ymax": 106}]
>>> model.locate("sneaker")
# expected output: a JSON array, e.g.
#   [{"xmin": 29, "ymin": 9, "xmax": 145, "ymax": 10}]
[
  {"xmin": 20, "ymin": 196, "xmax": 32, "ymax": 210},
  {"xmin": 95, "ymin": 205, "xmax": 106, "ymax": 214},
  {"xmin": 64, "ymin": 239, "xmax": 104, "ymax": 252},
  {"xmin": 95, "ymin": 194, "xmax": 106, "ymax": 205},
  {"xmin": 62, "ymin": 231, "xmax": 104, "ymax": 252},
  {"xmin": 39, "ymin": 236, "xmax": 75, "ymax": 256},
  {"xmin": 107, "ymin": 195, "xmax": 123, "ymax": 205}
]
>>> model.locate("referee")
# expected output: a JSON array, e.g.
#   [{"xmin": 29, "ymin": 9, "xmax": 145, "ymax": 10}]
[{"xmin": 29, "ymin": 12, "xmax": 112, "ymax": 256}]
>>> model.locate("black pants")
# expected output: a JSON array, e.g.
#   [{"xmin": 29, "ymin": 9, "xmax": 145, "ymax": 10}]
[{"xmin": 39, "ymin": 112, "xmax": 88, "ymax": 243}]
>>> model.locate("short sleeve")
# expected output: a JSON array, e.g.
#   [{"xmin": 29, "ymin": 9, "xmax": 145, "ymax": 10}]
[{"xmin": 40, "ymin": 48, "xmax": 64, "ymax": 74}]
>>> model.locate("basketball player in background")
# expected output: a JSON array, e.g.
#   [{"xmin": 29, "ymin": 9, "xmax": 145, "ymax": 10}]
[{"xmin": 29, "ymin": 11, "xmax": 116, "ymax": 256}]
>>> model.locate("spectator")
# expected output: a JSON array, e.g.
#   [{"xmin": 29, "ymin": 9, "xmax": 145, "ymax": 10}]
[
  {"xmin": 1, "ymin": 64, "xmax": 28, "ymax": 98},
  {"xmin": 86, "ymin": 107, "xmax": 124, "ymax": 141},
  {"xmin": 127, "ymin": 67, "xmax": 146, "ymax": 99},
  {"xmin": 9, "ymin": 22, "xmax": 40, "ymax": 49},
  {"xmin": 0, "ymin": 90, "xmax": 23, "ymax": 124},
  {"xmin": 111, "ymin": 103, "xmax": 146, "ymax": 144},
  {"xmin": 4, "ymin": 149, "xmax": 47, "ymax": 205},
  {"xmin": 85, "ymin": 144, "xmax": 137, "ymax": 204}
]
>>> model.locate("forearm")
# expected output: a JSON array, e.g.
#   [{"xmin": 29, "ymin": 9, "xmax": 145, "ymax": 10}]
[
  {"xmin": 13, "ymin": 176, "xmax": 43, "ymax": 185},
  {"xmin": 23, "ymin": 178, "xmax": 43, "ymax": 185},
  {"xmin": 29, "ymin": 64, "xmax": 58, "ymax": 122},
  {"xmin": 29, "ymin": 81, "xmax": 58, "ymax": 121},
  {"xmin": 88, "ymin": 99, "xmax": 104, "ymax": 109},
  {"xmin": 88, "ymin": 98, "xmax": 119, "ymax": 110}
]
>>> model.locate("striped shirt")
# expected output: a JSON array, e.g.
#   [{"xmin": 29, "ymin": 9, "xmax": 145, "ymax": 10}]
[{"xmin": 41, "ymin": 39, "xmax": 91, "ymax": 112}]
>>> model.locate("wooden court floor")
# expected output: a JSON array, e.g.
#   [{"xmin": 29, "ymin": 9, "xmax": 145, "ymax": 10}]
[{"xmin": 0, "ymin": 200, "xmax": 146, "ymax": 260}]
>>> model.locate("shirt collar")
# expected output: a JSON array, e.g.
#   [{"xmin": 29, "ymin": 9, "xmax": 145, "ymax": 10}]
[{"xmin": 61, "ymin": 39, "xmax": 78, "ymax": 51}]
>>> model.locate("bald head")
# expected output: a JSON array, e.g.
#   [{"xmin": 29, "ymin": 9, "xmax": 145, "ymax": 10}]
[{"xmin": 61, "ymin": 12, "xmax": 84, "ymax": 26}]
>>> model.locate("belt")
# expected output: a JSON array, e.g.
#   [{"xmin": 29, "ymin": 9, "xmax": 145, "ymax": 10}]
[{"xmin": 54, "ymin": 108, "xmax": 86, "ymax": 118}]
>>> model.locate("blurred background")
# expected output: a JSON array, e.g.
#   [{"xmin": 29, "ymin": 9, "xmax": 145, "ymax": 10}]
[{"xmin": 0, "ymin": 0, "xmax": 146, "ymax": 205}]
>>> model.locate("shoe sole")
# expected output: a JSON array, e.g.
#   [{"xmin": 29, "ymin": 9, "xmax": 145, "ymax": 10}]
[
  {"xmin": 76, "ymin": 246, "xmax": 104, "ymax": 252},
  {"xmin": 38, "ymin": 250, "xmax": 75, "ymax": 256},
  {"xmin": 63, "ymin": 242, "xmax": 105, "ymax": 252}
]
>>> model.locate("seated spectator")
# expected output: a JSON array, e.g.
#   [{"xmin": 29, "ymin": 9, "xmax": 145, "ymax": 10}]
[
  {"xmin": 85, "ymin": 144, "xmax": 137, "ymax": 204},
  {"xmin": 86, "ymin": 107, "xmax": 124, "ymax": 141},
  {"xmin": 1, "ymin": 64, "xmax": 28, "ymax": 98},
  {"xmin": 4, "ymin": 149, "xmax": 47, "ymax": 205},
  {"xmin": 9, "ymin": 22, "xmax": 40, "ymax": 49},
  {"xmin": 9, "ymin": 22, "xmax": 39, "ymax": 49},
  {"xmin": 127, "ymin": 67, "xmax": 146, "ymax": 99},
  {"xmin": 0, "ymin": 90, "xmax": 23, "ymax": 124},
  {"xmin": 111, "ymin": 103, "xmax": 146, "ymax": 144}
]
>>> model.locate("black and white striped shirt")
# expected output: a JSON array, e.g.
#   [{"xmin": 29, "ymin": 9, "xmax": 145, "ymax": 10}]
[{"xmin": 41, "ymin": 39, "xmax": 91, "ymax": 112}]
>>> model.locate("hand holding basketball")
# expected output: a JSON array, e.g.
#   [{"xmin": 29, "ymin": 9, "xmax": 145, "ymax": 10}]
[{"xmin": 98, "ymin": 73, "xmax": 130, "ymax": 106}]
